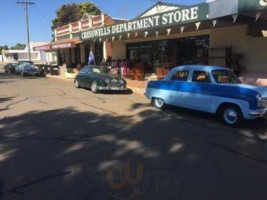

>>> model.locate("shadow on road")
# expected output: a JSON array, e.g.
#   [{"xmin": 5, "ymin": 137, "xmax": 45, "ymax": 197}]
[{"xmin": 0, "ymin": 107, "xmax": 267, "ymax": 200}]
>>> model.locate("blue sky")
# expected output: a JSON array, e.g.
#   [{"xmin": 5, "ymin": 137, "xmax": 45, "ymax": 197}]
[{"xmin": 0, "ymin": 0, "xmax": 203, "ymax": 47}]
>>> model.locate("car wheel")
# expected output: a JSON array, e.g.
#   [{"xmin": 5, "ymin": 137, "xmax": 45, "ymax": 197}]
[
  {"xmin": 74, "ymin": 79, "xmax": 80, "ymax": 88},
  {"xmin": 221, "ymin": 105, "xmax": 243, "ymax": 127},
  {"xmin": 91, "ymin": 81, "xmax": 98, "ymax": 93},
  {"xmin": 153, "ymin": 98, "xmax": 165, "ymax": 109}
]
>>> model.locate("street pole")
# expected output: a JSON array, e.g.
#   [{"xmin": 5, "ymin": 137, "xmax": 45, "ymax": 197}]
[{"xmin": 17, "ymin": 1, "xmax": 35, "ymax": 61}]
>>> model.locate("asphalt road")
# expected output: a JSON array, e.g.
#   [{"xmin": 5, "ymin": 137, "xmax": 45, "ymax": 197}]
[{"xmin": 0, "ymin": 72, "xmax": 267, "ymax": 200}]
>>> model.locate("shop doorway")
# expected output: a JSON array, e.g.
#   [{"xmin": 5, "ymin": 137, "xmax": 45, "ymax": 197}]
[{"xmin": 95, "ymin": 41, "xmax": 103, "ymax": 65}]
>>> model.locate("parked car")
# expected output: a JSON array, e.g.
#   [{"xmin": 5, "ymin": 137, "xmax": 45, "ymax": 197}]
[
  {"xmin": 145, "ymin": 65, "xmax": 267, "ymax": 126},
  {"xmin": 15, "ymin": 63, "xmax": 28, "ymax": 74},
  {"xmin": 18, "ymin": 60, "xmax": 34, "ymax": 66},
  {"xmin": 4, "ymin": 63, "xmax": 18, "ymax": 74},
  {"xmin": 21, "ymin": 64, "xmax": 41, "ymax": 76},
  {"xmin": 74, "ymin": 65, "xmax": 128, "ymax": 93}
]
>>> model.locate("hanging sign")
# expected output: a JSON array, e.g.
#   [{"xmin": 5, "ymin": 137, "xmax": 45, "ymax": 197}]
[
  {"xmin": 80, "ymin": 3, "xmax": 208, "ymax": 40},
  {"xmin": 33, "ymin": 42, "xmax": 76, "ymax": 51}
]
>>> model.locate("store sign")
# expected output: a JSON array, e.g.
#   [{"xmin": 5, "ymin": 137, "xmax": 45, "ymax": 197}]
[
  {"xmin": 239, "ymin": 0, "xmax": 267, "ymax": 12},
  {"xmin": 34, "ymin": 45, "xmax": 52, "ymax": 51},
  {"xmin": 33, "ymin": 42, "xmax": 76, "ymax": 51},
  {"xmin": 81, "ymin": 3, "xmax": 208, "ymax": 40},
  {"xmin": 51, "ymin": 42, "xmax": 76, "ymax": 49}
]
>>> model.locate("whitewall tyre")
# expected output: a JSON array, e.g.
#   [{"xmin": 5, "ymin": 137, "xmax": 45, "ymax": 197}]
[
  {"xmin": 153, "ymin": 98, "xmax": 165, "ymax": 109},
  {"xmin": 91, "ymin": 81, "xmax": 98, "ymax": 94},
  {"xmin": 221, "ymin": 105, "xmax": 243, "ymax": 127}
]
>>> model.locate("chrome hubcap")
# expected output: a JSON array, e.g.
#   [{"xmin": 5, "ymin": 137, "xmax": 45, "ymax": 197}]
[
  {"xmin": 224, "ymin": 108, "xmax": 238, "ymax": 124},
  {"xmin": 92, "ymin": 83, "xmax": 97, "ymax": 91},
  {"xmin": 155, "ymin": 99, "xmax": 164, "ymax": 108}
]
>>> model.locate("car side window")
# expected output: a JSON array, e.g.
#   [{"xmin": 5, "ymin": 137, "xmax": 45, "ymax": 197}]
[
  {"xmin": 171, "ymin": 71, "xmax": 189, "ymax": 81},
  {"xmin": 80, "ymin": 67, "xmax": 89, "ymax": 74},
  {"xmin": 192, "ymin": 71, "xmax": 211, "ymax": 83}
]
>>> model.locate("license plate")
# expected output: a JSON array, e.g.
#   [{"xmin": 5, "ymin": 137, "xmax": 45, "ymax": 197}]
[{"xmin": 110, "ymin": 87, "xmax": 120, "ymax": 90}]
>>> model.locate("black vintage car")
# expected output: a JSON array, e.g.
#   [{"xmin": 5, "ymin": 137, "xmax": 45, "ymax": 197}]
[
  {"xmin": 74, "ymin": 65, "xmax": 128, "ymax": 93},
  {"xmin": 4, "ymin": 63, "xmax": 18, "ymax": 74}
]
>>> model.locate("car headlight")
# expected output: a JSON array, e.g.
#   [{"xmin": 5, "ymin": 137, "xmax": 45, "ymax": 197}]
[
  {"xmin": 119, "ymin": 79, "xmax": 125, "ymax": 85},
  {"xmin": 257, "ymin": 94, "xmax": 264, "ymax": 108},
  {"xmin": 105, "ymin": 79, "xmax": 111, "ymax": 84}
]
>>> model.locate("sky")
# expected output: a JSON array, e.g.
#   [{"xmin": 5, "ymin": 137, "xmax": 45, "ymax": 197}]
[{"xmin": 0, "ymin": 0, "xmax": 203, "ymax": 47}]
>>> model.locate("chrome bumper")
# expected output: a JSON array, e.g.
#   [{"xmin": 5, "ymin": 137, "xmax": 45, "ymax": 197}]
[
  {"xmin": 249, "ymin": 108, "xmax": 267, "ymax": 117},
  {"xmin": 97, "ymin": 86, "xmax": 128, "ymax": 91}
]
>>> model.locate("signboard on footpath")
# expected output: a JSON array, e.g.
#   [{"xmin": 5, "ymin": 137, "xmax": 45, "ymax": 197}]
[
  {"xmin": 80, "ymin": 3, "xmax": 209, "ymax": 41},
  {"xmin": 33, "ymin": 42, "xmax": 77, "ymax": 51}
]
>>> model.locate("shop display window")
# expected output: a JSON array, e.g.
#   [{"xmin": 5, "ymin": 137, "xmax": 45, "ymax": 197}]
[{"xmin": 126, "ymin": 35, "xmax": 209, "ymax": 73}]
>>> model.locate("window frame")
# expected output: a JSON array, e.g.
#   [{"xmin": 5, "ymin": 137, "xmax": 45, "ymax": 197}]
[{"xmin": 171, "ymin": 70, "xmax": 190, "ymax": 82}]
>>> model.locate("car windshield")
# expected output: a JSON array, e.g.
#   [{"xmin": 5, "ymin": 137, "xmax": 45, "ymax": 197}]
[
  {"xmin": 212, "ymin": 70, "xmax": 240, "ymax": 84},
  {"xmin": 25, "ymin": 65, "xmax": 32, "ymax": 70},
  {"xmin": 19, "ymin": 61, "xmax": 34, "ymax": 65},
  {"xmin": 91, "ymin": 67, "xmax": 101, "ymax": 74}
]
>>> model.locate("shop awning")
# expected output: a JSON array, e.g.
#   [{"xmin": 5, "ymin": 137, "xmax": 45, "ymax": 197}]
[
  {"xmin": 33, "ymin": 38, "xmax": 81, "ymax": 51},
  {"xmin": 78, "ymin": 0, "xmax": 267, "ymax": 41}
]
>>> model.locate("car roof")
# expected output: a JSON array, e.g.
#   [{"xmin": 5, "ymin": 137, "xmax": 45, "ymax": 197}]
[{"xmin": 173, "ymin": 65, "xmax": 231, "ymax": 71}]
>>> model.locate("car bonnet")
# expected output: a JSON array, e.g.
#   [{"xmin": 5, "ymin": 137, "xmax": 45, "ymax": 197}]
[{"xmin": 224, "ymin": 83, "xmax": 267, "ymax": 97}]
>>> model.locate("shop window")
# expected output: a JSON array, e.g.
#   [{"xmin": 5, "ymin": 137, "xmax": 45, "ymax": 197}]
[
  {"xmin": 171, "ymin": 71, "xmax": 189, "ymax": 81},
  {"xmin": 126, "ymin": 35, "xmax": 209, "ymax": 73},
  {"xmin": 192, "ymin": 71, "xmax": 211, "ymax": 83}
]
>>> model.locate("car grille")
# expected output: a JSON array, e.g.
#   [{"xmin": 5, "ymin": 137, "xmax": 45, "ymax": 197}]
[
  {"xmin": 109, "ymin": 83, "xmax": 121, "ymax": 87},
  {"xmin": 111, "ymin": 79, "xmax": 118, "ymax": 83},
  {"xmin": 263, "ymin": 98, "xmax": 267, "ymax": 108}
]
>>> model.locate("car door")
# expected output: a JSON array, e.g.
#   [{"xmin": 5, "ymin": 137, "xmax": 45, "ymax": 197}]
[
  {"xmin": 167, "ymin": 70, "xmax": 190, "ymax": 106},
  {"xmin": 77, "ymin": 67, "xmax": 89, "ymax": 87},
  {"xmin": 182, "ymin": 70, "xmax": 213, "ymax": 112},
  {"xmin": 83, "ymin": 67, "xmax": 93, "ymax": 88}
]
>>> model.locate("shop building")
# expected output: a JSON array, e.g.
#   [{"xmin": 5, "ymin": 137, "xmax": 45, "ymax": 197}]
[
  {"xmin": 1, "ymin": 42, "xmax": 52, "ymax": 64},
  {"xmin": 35, "ymin": 0, "xmax": 267, "ymax": 85},
  {"xmin": 77, "ymin": 0, "xmax": 267, "ymax": 84},
  {"xmin": 35, "ymin": 13, "xmax": 127, "ymax": 68}
]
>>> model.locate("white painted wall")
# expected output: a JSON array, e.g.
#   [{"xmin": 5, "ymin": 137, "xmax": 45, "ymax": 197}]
[{"xmin": 210, "ymin": 25, "xmax": 267, "ymax": 73}]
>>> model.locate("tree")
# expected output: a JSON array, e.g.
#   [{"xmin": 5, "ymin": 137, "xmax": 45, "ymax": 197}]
[
  {"xmin": 51, "ymin": 2, "xmax": 101, "ymax": 31},
  {"xmin": 0, "ymin": 45, "xmax": 8, "ymax": 54},
  {"xmin": 10, "ymin": 43, "xmax": 26, "ymax": 50}
]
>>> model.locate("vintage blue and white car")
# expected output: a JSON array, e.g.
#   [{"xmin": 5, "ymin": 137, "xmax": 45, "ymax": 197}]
[{"xmin": 145, "ymin": 65, "xmax": 267, "ymax": 126}]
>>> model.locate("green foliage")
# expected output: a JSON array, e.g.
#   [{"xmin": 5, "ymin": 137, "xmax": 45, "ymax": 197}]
[
  {"xmin": 67, "ymin": 68, "xmax": 74, "ymax": 73},
  {"xmin": 10, "ymin": 43, "xmax": 26, "ymax": 50},
  {"xmin": 0, "ymin": 45, "xmax": 8, "ymax": 54},
  {"xmin": 51, "ymin": 2, "xmax": 101, "ymax": 31}
]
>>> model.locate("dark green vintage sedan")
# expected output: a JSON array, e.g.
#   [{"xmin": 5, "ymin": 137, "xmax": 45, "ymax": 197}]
[{"xmin": 74, "ymin": 65, "xmax": 128, "ymax": 93}]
